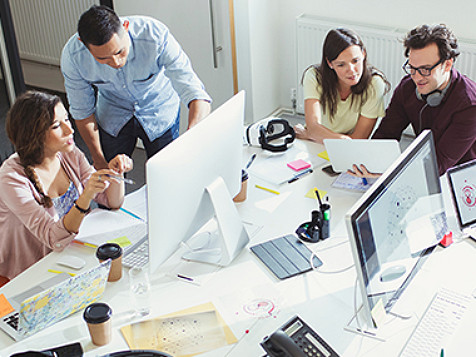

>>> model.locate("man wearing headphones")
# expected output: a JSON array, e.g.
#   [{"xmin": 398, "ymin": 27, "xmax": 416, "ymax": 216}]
[{"xmin": 369, "ymin": 24, "xmax": 476, "ymax": 175}]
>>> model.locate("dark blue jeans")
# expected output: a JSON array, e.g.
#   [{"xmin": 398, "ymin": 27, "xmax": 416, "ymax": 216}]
[{"xmin": 99, "ymin": 113, "xmax": 180, "ymax": 162}]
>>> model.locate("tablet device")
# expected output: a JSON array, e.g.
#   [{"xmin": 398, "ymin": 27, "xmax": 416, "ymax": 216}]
[{"xmin": 323, "ymin": 139, "xmax": 401, "ymax": 173}]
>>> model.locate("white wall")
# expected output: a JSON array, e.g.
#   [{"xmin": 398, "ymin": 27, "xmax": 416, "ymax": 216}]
[{"xmin": 237, "ymin": 0, "xmax": 476, "ymax": 120}]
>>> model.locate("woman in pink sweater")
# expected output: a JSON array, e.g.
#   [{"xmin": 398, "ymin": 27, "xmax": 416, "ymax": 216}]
[{"xmin": 0, "ymin": 91, "xmax": 133, "ymax": 285}]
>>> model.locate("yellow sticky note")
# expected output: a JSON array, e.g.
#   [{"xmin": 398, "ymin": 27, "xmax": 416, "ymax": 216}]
[
  {"xmin": 0, "ymin": 294, "xmax": 14, "ymax": 319},
  {"xmin": 108, "ymin": 236, "xmax": 132, "ymax": 248},
  {"xmin": 318, "ymin": 151, "xmax": 330, "ymax": 161},
  {"xmin": 371, "ymin": 298, "xmax": 387, "ymax": 328},
  {"xmin": 306, "ymin": 188, "xmax": 327, "ymax": 200}
]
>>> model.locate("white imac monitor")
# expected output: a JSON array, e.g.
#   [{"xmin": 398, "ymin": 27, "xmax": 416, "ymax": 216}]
[
  {"xmin": 146, "ymin": 91, "xmax": 249, "ymax": 273},
  {"xmin": 345, "ymin": 130, "xmax": 447, "ymax": 329}
]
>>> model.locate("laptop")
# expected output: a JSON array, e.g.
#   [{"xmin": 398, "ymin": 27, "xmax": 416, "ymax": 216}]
[
  {"xmin": 323, "ymin": 138, "xmax": 401, "ymax": 173},
  {"xmin": 0, "ymin": 259, "xmax": 111, "ymax": 341},
  {"xmin": 447, "ymin": 159, "xmax": 476, "ymax": 239}
]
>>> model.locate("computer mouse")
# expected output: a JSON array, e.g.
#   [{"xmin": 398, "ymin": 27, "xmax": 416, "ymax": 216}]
[
  {"xmin": 56, "ymin": 255, "xmax": 86, "ymax": 270},
  {"xmin": 380, "ymin": 265, "xmax": 406, "ymax": 283}
]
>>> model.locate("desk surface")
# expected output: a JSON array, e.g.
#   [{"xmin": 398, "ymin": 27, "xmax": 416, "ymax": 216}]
[{"xmin": 1, "ymin": 140, "xmax": 476, "ymax": 356}]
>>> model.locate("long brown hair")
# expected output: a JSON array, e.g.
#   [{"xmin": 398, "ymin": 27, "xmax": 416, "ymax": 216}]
[
  {"xmin": 303, "ymin": 28, "xmax": 390, "ymax": 120},
  {"xmin": 6, "ymin": 91, "xmax": 61, "ymax": 207}
]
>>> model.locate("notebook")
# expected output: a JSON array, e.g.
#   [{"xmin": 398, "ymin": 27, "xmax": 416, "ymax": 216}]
[
  {"xmin": 0, "ymin": 259, "xmax": 111, "ymax": 341},
  {"xmin": 447, "ymin": 159, "xmax": 476, "ymax": 240},
  {"xmin": 323, "ymin": 138, "xmax": 400, "ymax": 173}
]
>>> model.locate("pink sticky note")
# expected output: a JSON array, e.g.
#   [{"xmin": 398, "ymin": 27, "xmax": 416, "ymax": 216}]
[{"xmin": 287, "ymin": 159, "xmax": 311, "ymax": 171}]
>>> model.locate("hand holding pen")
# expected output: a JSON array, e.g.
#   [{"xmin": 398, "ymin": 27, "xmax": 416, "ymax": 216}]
[
  {"xmin": 108, "ymin": 154, "xmax": 133, "ymax": 175},
  {"xmin": 96, "ymin": 154, "xmax": 135, "ymax": 185}
]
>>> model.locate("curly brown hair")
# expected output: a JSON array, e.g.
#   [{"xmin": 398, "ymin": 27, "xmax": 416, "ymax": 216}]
[
  {"xmin": 6, "ymin": 91, "xmax": 61, "ymax": 207},
  {"xmin": 403, "ymin": 24, "xmax": 460, "ymax": 61}
]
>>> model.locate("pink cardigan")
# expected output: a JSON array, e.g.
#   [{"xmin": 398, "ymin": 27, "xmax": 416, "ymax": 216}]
[{"xmin": 0, "ymin": 147, "xmax": 109, "ymax": 279}]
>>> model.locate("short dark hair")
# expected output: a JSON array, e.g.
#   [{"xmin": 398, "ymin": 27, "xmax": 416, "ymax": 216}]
[
  {"xmin": 404, "ymin": 24, "xmax": 460, "ymax": 61},
  {"xmin": 78, "ymin": 5, "xmax": 122, "ymax": 47}
]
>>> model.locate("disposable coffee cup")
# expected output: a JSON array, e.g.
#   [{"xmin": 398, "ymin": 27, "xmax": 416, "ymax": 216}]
[
  {"xmin": 83, "ymin": 302, "xmax": 112, "ymax": 346},
  {"xmin": 233, "ymin": 169, "xmax": 249, "ymax": 203},
  {"xmin": 96, "ymin": 243, "xmax": 123, "ymax": 282}
]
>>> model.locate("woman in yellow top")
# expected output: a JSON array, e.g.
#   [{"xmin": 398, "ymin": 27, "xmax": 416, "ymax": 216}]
[{"xmin": 295, "ymin": 28, "xmax": 390, "ymax": 143}]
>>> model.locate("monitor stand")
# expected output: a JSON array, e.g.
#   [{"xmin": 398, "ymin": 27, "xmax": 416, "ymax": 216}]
[
  {"xmin": 344, "ymin": 303, "xmax": 414, "ymax": 341},
  {"xmin": 344, "ymin": 304, "xmax": 385, "ymax": 341},
  {"xmin": 182, "ymin": 176, "xmax": 250, "ymax": 266}
]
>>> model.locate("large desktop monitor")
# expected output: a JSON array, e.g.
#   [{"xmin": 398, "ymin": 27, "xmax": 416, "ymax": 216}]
[
  {"xmin": 345, "ymin": 130, "xmax": 447, "ymax": 329},
  {"xmin": 146, "ymin": 91, "xmax": 249, "ymax": 273}
]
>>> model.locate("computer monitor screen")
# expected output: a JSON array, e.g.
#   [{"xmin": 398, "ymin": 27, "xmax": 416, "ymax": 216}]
[
  {"xmin": 146, "ymin": 91, "xmax": 249, "ymax": 273},
  {"xmin": 447, "ymin": 159, "xmax": 476, "ymax": 231},
  {"xmin": 346, "ymin": 130, "xmax": 447, "ymax": 328}
]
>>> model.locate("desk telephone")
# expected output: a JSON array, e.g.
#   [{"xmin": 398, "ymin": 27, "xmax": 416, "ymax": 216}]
[{"xmin": 261, "ymin": 315, "xmax": 340, "ymax": 357}]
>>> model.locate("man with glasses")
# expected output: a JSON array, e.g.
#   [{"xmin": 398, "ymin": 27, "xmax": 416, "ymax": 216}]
[{"xmin": 367, "ymin": 24, "xmax": 476, "ymax": 175}]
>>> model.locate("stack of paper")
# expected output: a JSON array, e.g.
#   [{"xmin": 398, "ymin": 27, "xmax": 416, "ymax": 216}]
[{"xmin": 75, "ymin": 208, "xmax": 146, "ymax": 247}]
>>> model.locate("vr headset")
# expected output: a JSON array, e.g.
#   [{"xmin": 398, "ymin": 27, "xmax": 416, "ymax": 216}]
[{"xmin": 244, "ymin": 118, "xmax": 296, "ymax": 152}]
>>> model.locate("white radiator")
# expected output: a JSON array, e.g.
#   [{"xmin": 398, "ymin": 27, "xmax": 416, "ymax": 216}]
[
  {"xmin": 296, "ymin": 14, "xmax": 476, "ymax": 114},
  {"xmin": 10, "ymin": 0, "xmax": 99, "ymax": 66}
]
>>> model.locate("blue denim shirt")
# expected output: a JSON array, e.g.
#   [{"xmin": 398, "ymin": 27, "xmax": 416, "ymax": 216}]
[{"xmin": 61, "ymin": 16, "xmax": 211, "ymax": 141}]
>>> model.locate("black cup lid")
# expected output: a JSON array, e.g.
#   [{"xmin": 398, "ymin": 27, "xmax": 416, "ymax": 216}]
[
  {"xmin": 83, "ymin": 302, "xmax": 112, "ymax": 324},
  {"xmin": 96, "ymin": 243, "xmax": 123, "ymax": 260}
]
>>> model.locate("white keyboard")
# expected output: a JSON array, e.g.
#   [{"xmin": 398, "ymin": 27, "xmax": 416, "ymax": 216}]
[
  {"xmin": 123, "ymin": 238, "xmax": 149, "ymax": 269},
  {"xmin": 400, "ymin": 288, "xmax": 471, "ymax": 357}
]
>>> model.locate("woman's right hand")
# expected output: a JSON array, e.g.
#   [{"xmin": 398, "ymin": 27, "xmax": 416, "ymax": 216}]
[
  {"xmin": 294, "ymin": 123, "xmax": 312, "ymax": 140},
  {"xmin": 82, "ymin": 169, "xmax": 118, "ymax": 200}
]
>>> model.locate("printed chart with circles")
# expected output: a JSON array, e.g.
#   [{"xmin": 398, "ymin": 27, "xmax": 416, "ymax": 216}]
[{"xmin": 243, "ymin": 298, "xmax": 278, "ymax": 318}]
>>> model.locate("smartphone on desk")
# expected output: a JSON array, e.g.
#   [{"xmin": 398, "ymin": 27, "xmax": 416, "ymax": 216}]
[
  {"xmin": 322, "ymin": 164, "xmax": 340, "ymax": 177},
  {"xmin": 260, "ymin": 315, "xmax": 340, "ymax": 357}
]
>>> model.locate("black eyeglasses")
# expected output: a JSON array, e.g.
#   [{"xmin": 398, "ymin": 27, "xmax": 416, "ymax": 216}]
[{"xmin": 402, "ymin": 59, "xmax": 443, "ymax": 76}]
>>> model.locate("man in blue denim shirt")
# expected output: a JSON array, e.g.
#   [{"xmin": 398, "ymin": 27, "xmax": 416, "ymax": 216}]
[{"xmin": 61, "ymin": 5, "xmax": 211, "ymax": 169}]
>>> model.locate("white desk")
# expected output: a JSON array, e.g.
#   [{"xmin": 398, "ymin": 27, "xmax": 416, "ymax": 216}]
[{"xmin": 1, "ymin": 140, "xmax": 476, "ymax": 356}]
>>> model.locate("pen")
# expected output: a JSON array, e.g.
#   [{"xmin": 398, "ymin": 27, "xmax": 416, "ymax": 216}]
[
  {"xmin": 48, "ymin": 269, "xmax": 76, "ymax": 277},
  {"xmin": 105, "ymin": 174, "xmax": 136, "ymax": 184},
  {"xmin": 119, "ymin": 207, "xmax": 145, "ymax": 222},
  {"xmin": 255, "ymin": 184, "xmax": 280, "ymax": 195},
  {"xmin": 315, "ymin": 188, "xmax": 323, "ymax": 209},
  {"xmin": 288, "ymin": 168, "xmax": 313, "ymax": 183},
  {"xmin": 362, "ymin": 177, "xmax": 368, "ymax": 186},
  {"xmin": 176, "ymin": 274, "xmax": 201, "ymax": 286},
  {"xmin": 72, "ymin": 240, "xmax": 97, "ymax": 248},
  {"xmin": 245, "ymin": 153, "xmax": 257, "ymax": 169}
]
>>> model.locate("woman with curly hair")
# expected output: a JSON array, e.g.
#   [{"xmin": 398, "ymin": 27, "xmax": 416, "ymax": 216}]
[{"xmin": 0, "ymin": 91, "xmax": 133, "ymax": 285}]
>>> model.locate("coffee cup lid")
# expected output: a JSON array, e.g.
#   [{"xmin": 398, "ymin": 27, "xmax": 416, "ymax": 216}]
[
  {"xmin": 96, "ymin": 243, "xmax": 123, "ymax": 260},
  {"xmin": 83, "ymin": 302, "xmax": 112, "ymax": 324}
]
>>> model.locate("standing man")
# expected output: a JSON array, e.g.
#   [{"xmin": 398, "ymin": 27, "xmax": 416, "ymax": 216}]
[
  {"xmin": 61, "ymin": 5, "xmax": 211, "ymax": 169},
  {"xmin": 371, "ymin": 24, "xmax": 476, "ymax": 175}
]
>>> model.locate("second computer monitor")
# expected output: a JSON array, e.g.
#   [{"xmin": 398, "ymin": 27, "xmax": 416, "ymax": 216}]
[
  {"xmin": 146, "ymin": 91, "xmax": 249, "ymax": 273},
  {"xmin": 346, "ymin": 130, "xmax": 447, "ymax": 329}
]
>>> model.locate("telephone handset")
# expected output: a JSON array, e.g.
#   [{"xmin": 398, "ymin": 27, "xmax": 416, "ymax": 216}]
[{"xmin": 260, "ymin": 315, "xmax": 340, "ymax": 357}]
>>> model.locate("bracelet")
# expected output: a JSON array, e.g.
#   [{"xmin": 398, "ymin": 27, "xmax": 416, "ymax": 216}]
[{"xmin": 74, "ymin": 201, "xmax": 91, "ymax": 214}]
